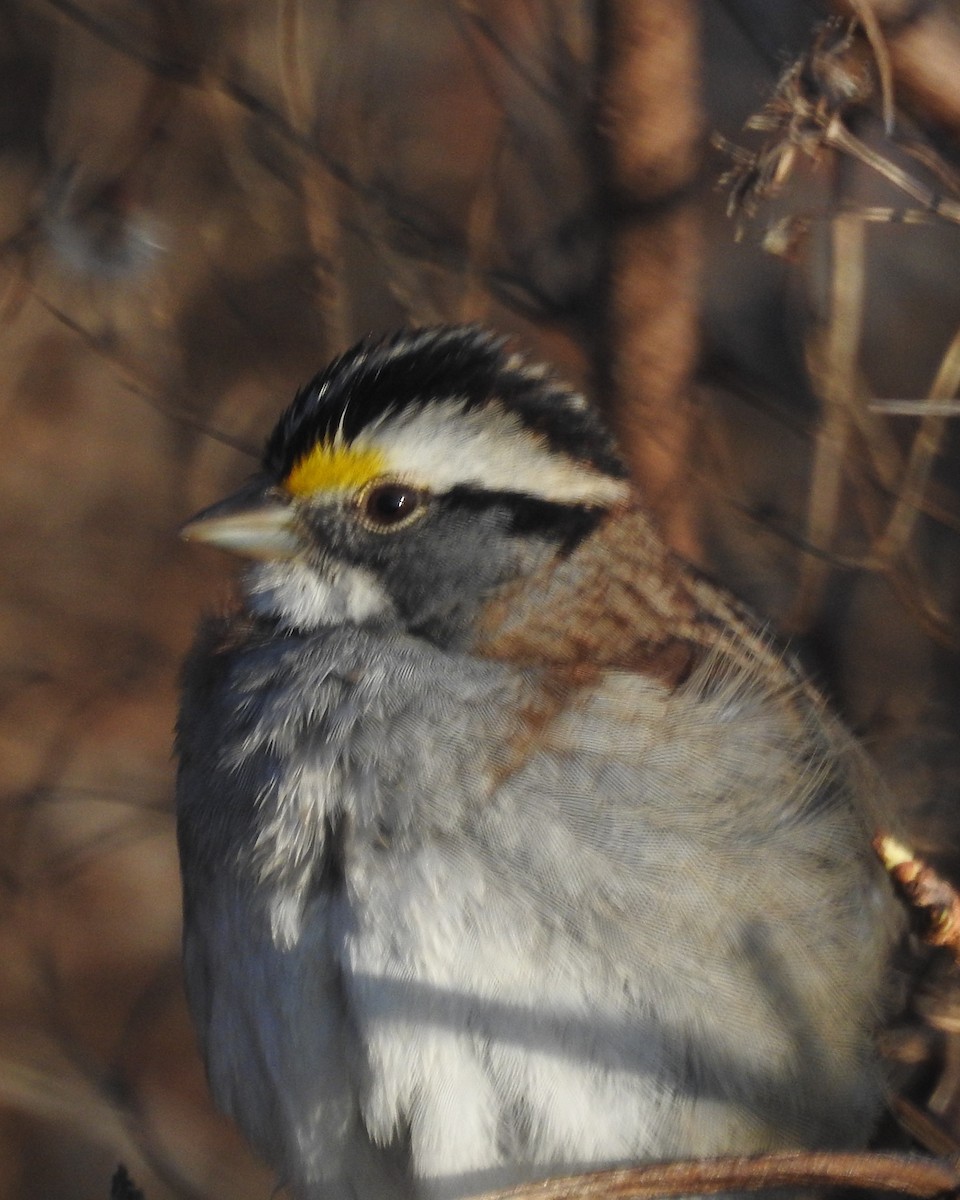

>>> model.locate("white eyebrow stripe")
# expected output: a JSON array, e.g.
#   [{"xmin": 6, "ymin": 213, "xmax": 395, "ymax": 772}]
[{"xmin": 362, "ymin": 401, "xmax": 629, "ymax": 506}]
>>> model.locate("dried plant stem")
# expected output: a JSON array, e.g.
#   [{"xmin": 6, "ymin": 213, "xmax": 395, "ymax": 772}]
[
  {"xmin": 838, "ymin": 390, "xmax": 960, "ymax": 648},
  {"xmin": 847, "ymin": 208, "xmax": 949, "ymax": 224},
  {"xmin": 791, "ymin": 212, "xmax": 865, "ymax": 631},
  {"xmin": 927, "ymin": 1038, "xmax": 960, "ymax": 1147},
  {"xmin": 887, "ymin": 1093, "xmax": 960, "ymax": 1159},
  {"xmin": 470, "ymin": 1151, "xmax": 960, "ymax": 1200},
  {"xmin": 846, "ymin": 0, "xmax": 897, "ymax": 132},
  {"xmin": 872, "ymin": 400, "xmax": 960, "ymax": 414},
  {"xmin": 832, "ymin": 0, "xmax": 960, "ymax": 138},
  {"xmin": 595, "ymin": 0, "xmax": 703, "ymax": 558},
  {"xmin": 872, "ymin": 320, "xmax": 960, "ymax": 564},
  {"xmin": 824, "ymin": 118, "xmax": 960, "ymax": 225}
]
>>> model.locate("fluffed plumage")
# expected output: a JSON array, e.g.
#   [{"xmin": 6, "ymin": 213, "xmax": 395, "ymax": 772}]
[{"xmin": 176, "ymin": 326, "xmax": 900, "ymax": 1200}]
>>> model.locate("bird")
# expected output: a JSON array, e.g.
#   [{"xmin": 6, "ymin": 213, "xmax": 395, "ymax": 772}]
[{"xmin": 175, "ymin": 325, "xmax": 901, "ymax": 1200}]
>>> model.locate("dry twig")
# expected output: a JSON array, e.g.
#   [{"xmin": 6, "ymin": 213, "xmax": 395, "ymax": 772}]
[
  {"xmin": 716, "ymin": 18, "xmax": 960, "ymax": 236},
  {"xmin": 469, "ymin": 1150, "xmax": 960, "ymax": 1200}
]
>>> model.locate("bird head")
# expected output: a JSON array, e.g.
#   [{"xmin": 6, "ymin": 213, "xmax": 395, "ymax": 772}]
[{"xmin": 181, "ymin": 327, "xmax": 630, "ymax": 647}]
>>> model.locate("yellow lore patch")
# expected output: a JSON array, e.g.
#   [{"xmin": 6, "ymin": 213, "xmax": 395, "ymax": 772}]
[{"xmin": 283, "ymin": 440, "xmax": 388, "ymax": 497}]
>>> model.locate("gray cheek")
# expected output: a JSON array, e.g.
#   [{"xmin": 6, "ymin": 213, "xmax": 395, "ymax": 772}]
[{"xmin": 368, "ymin": 519, "xmax": 548, "ymax": 643}]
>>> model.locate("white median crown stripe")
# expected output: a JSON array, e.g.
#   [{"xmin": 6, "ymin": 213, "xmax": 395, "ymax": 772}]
[{"xmin": 284, "ymin": 399, "xmax": 629, "ymax": 507}]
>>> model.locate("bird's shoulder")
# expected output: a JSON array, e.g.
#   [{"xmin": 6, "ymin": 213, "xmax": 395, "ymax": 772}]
[{"xmin": 473, "ymin": 497, "xmax": 797, "ymax": 691}]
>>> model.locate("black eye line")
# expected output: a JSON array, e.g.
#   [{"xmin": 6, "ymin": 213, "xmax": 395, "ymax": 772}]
[{"xmin": 444, "ymin": 484, "xmax": 608, "ymax": 553}]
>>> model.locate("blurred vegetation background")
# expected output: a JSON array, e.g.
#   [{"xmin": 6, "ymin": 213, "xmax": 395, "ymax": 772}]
[{"xmin": 3, "ymin": 1, "xmax": 960, "ymax": 1197}]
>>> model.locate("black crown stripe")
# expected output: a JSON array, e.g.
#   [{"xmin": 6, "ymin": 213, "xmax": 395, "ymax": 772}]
[{"xmin": 263, "ymin": 326, "xmax": 627, "ymax": 485}]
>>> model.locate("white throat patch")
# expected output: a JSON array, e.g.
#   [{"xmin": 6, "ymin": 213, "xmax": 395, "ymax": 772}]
[{"xmin": 245, "ymin": 559, "xmax": 394, "ymax": 631}]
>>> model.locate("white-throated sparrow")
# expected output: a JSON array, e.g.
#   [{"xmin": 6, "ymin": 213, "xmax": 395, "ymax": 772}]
[{"xmin": 176, "ymin": 326, "xmax": 900, "ymax": 1200}]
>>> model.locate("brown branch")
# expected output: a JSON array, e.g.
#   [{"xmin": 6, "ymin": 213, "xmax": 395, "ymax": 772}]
[
  {"xmin": 595, "ymin": 0, "xmax": 704, "ymax": 558},
  {"xmin": 470, "ymin": 1151, "xmax": 960, "ymax": 1200}
]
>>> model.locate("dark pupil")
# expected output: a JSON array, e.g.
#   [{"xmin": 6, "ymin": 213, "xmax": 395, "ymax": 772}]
[{"xmin": 367, "ymin": 484, "xmax": 416, "ymax": 523}]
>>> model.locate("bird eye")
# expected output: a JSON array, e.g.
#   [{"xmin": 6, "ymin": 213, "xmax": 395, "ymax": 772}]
[{"xmin": 357, "ymin": 480, "xmax": 428, "ymax": 531}]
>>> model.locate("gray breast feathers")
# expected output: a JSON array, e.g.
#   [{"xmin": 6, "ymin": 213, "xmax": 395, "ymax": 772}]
[{"xmin": 176, "ymin": 623, "xmax": 898, "ymax": 1199}]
